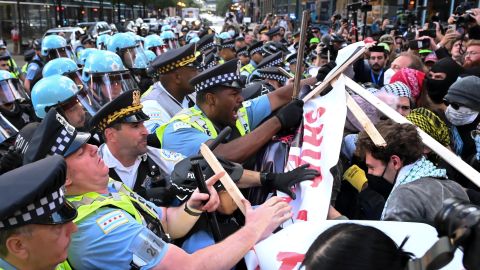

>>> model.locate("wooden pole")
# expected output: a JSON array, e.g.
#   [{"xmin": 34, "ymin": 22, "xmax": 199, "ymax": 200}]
[
  {"xmin": 200, "ymin": 144, "xmax": 247, "ymax": 215},
  {"xmin": 292, "ymin": 10, "xmax": 309, "ymax": 99}
]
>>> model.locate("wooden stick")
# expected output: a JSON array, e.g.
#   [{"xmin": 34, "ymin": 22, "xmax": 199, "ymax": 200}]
[
  {"xmin": 344, "ymin": 76, "xmax": 480, "ymax": 188},
  {"xmin": 302, "ymin": 46, "xmax": 366, "ymax": 102},
  {"xmin": 292, "ymin": 10, "xmax": 310, "ymax": 99},
  {"xmin": 345, "ymin": 90, "xmax": 387, "ymax": 147},
  {"xmin": 278, "ymin": 67, "xmax": 294, "ymax": 79},
  {"xmin": 200, "ymin": 144, "xmax": 247, "ymax": 215}
]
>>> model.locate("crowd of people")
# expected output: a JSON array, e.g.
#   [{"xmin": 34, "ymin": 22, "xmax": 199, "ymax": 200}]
[{"xmin": 0, "ymin": 5, "xmax": 479, "ymax": 270}]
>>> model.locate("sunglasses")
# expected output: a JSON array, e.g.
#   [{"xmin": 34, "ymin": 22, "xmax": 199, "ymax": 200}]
[{"xmin": 444, "ymin": 100, "xmax": 462, "ymax": 110}]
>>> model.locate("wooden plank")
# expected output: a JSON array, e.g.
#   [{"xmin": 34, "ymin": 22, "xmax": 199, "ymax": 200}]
[
  {"xmin": 344, "ymin": 76, "xmax": 480, "ymax": 188},
  {"xmin": 200, "ymin": 143, "xmax": 247, "ymax": 215},
  {"xmin": 345, "ymin": 91, "xmax": 387, "ymax": 147}
]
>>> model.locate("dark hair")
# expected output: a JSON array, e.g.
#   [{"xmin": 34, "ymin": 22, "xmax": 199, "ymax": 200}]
[
  {"xmin": 301, "ymin": 223, "xmax": 412, "ymax": 270},
  {"xmin": 356, "ymin": 120, "xmax": 423, "ymax": 165}
]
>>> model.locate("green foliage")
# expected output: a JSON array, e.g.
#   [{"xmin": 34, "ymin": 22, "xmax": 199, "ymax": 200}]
[{"xmin": 216, "ymin": 0, "xmax": 230, "ymax": 16}]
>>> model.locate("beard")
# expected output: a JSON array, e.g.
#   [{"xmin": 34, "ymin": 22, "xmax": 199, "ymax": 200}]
[
  {"xmin": 463, "ymin": 58, "xmax": 480, "ymax": 69},
  {"xmin": 371, "ymin": 63, "xmax": 382, "ymax": 72}
]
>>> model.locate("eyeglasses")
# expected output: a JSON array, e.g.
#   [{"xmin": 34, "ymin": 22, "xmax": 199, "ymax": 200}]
[
  {"xmin": 471, "ymin": 129, "xmax": 480, "ymax": 139},
  {"xmin": 396, "ymin": 105, "xmax": 411, "ymax": 111},
  {"xmin": 465, "ymin": 51, "xmax": 480, "ymax": 56}
]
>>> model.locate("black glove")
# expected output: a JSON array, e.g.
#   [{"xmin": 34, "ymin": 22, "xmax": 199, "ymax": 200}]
[
  {"xmin": 275, "ymin": 99, "xmax": 304, "ymax": 131},
  {"xmin": 261, "ymin": 164, "xmax": 320, "ymax": 199},
  {"xmin": 316, "ymin": 61, "xmax": 337, "ymax": 82},
  {"xmin": 0, "ymin": 147, "xmax": 23, "ymax": 174}
]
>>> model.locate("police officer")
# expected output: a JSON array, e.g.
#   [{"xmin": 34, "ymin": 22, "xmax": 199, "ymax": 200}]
[
  {"xmin": 0, "ymin": 71, "xmax": 36, "ymax": 130},
  {"xmin": 239, "ymin": 41, "xmax": 264, "ymax": 79},
  {"xmin": 236, "ymin": 46, "xmax": 250, "ymax": 66},
  {"xmin": 107, "ymin": 32, "xmax": 153, "ymax": 93},
  {"xmin": 23, "ymin": 39, "xmax": 44, "ymax": 93},
  {"xmin": 248, "ymin": 51, "xmax": 284, "ymax": 83},
  {"xmin": 0, "ymin": 41, "xmax": 22, "ymax": 80},
  {"xmin": 90, "ymin": 90, "xmax": 181, "ymax": 206},
  {"xmin": 217, "ymin": 38, "xmax": 236, "ymax": 62},
  {"xmin": 0, "ymin": 156, "xmax": 78, "ymax": 270},
  {"xmin": 31, "ymin": 75, "xmax": 92, "ymax": 129},
  {"xmin": 141, "ymin": 43, "xmax": 200, "ymax": 132},
  {"xmin": 24, "ymin": 105, "xmax": 291, "ymax": 269},
  {"xmin": 158, "ymin": 59, "xmax": 312, "ymax": 163}
]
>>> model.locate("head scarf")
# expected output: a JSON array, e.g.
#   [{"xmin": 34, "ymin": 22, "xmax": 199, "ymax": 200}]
[
  {"xmin": 406, "ymin": 107, "xmax": 450, "ymax": 146},
  {"xmin": 380, "ymin": 81, "xmax": 412, "ymax": 98},
  {"xmin": 390, "ymin": 68, "xmax": 425, "ymax": 102}
]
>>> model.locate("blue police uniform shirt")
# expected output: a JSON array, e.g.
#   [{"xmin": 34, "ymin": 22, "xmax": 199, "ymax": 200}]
[
  {"xmin": 25, "ymin": 55, "xmax": 42, "ymax": 81},
  {"xmin": 67, "ymin": 183, "xmax": 169, "ymax": 269},
  {"xmin": 162, "ymin": 94, "xmax": 272, "ymax": 157},
  {"xmin": 0, "ymin": 258, "xmax": 17, "ymax": 270}
]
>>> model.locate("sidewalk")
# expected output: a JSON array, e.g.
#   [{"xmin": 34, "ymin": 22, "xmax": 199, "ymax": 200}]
[{"xmin": 4, "ymin": 39, "xmax": 26, "ymax": 67}]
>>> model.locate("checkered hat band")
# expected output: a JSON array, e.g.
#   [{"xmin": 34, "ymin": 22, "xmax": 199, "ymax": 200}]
[
  {"xmin": 0, "ymin": 186, "xmax": 65, "ymax": 229},
  {"xmin": 50, "ymin": 128, "xmax": 75, "ymax": 155},
  {"xmin": 194, "ymin": 72, "xmax": 239, "ymax": 92},
  {"xmin": 199, "ymin": 42, "xmax": 215, "ymax": 52},
  {"xmin": 221, "ymin": 43, "xmax": 235, "ymax": 49},
  {"xmin": 250, "ymin": 47, "xmax": 263, "ymax": 55},
  {"xmin": 287, "ymin": 58, "xmax": 297, "ymax": 64},
  {"xmin": 265, "ymin": 58, "xmax": 283, "ymax": 68},
  {"xmin": 237, "ymin": 51, "xmax": 248, "ymax": 56},
  {"xmin": 259, "ymin": 73, "xmax": 288, "ymax": 83}
]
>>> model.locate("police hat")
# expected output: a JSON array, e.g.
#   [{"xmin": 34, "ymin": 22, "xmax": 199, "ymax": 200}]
[
  {"xmin": 0, "ymin": 155, "xmax": 77, "ymax": 229},
  {"xmin": 257, "ymin": 67, "xmax": 289, "ymax": 85},
  {"xmin": 89, "ymin": 90, "xmax": 149, "ymax": 131},
  {"xmin": 197, "ymin": 34, "xmax": 215, "ymax": 53},
  {"xmin": 247, "ymin": 41, "xmax": 264, "ymax": 56},
  {"xmin": 241, "ymin": 81, "xmax": 275, "ymax": 100},
  {"xmin": 266, "ymin": 26, "xmax": 282, "ymax": 37},
  {"xmin": 218, "ymin": 38, "xmax": 235, "ymax": 50},
  {"xmin": 236, "ymin": 46, "xmax": 248, "ymax": 57},
  {"xmin": 169, "ymin": 156, "xmax": 243, "ymax": 201},
  {"xmin": 149, "ymin": 43, "xmax": 199, "ymax": 75},
  {"xmin": 257, "ymin": 51, "xmax": 284, "ymax": 69},
  {"xmin": 190, "ymin": 59, "xmax": 243, "ymax": 92},
  {"xmin": 23, "ymin": 108, "xmax": 91, "ymax": 164},
  {"xmin": 262, "ymin": 41, "xmax": 289, "ymax": 56},
  {"xmin": 14, "ymin": 122, "xmax": 40, "ymax": 155},
  {"xmin": 258, "ymin": 25, "xmax": 269, "ymax": 34}
]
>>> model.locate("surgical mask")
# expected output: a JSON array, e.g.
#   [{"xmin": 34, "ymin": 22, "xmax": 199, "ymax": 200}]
[
  {"xmin": 227, "ymin": 30, "xmax": 235, "ymax": 38},
  {"xmin": 445, "ymin": 105, "xmax": 479, "ymax": 126},
  {"xmin": 383, "ymin": 68, "xmax": 395, "ymax": 84}
]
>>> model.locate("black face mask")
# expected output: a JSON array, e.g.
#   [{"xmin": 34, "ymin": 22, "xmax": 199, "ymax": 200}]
[
  {"xmin": 366, "ymin": 173, "xmax": 394, "ymax": 199},
  {"xmin": 426, "ymin": 77, "xmax": 449, "ymax": 104}
]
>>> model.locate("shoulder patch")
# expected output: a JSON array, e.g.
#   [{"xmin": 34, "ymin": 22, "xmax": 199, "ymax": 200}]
[
  {"xmin": 173, "ymin": 121, "xmax": 191, "ymax": 131},
  {"xmin": 159, "ymin": 149, "xmax": 184, "ymax": 161},
  {"xmin": 242, "ymin": 100, "xmax": 252, "ymax": 108},
  {"xmin": 96, "ymin": 210, "xmax": 129, "ymax": 234}
]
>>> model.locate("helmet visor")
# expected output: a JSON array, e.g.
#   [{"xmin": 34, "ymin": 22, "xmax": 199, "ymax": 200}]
[
  {"xmin": 150, "ymin": 46, "xmax": 167, "ymax": 56},
  {"xmin": 120, "ymin": 46, "xmax": 149, "ymax": 69},
  {"xmin": 166, "ymin": 39, "xmax": 179, "ymax": 50},
  {"xmin": 47, "ymin": 46, "xmax": 78, "ymax": 63},
  {"xmin": 86, "ymin": 71, "xmax": 139, "ymax": 109},
  {"xmin": 0, "ymin": 113, "xmax": 18, "ymax": 144},
  {"xmin": 0, "ymin": 79, "xmax": 28, "ymax": 105}
]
